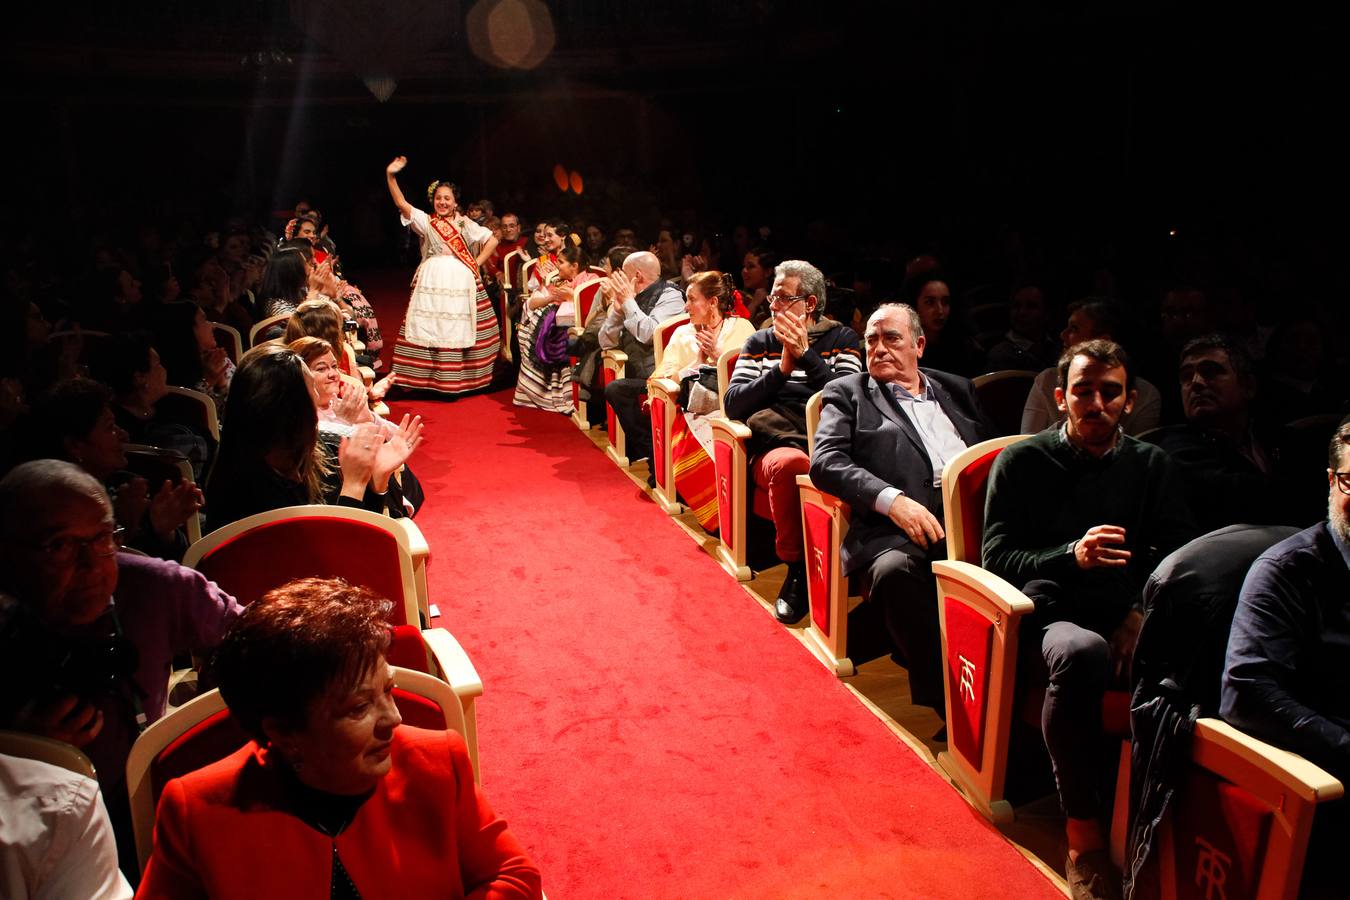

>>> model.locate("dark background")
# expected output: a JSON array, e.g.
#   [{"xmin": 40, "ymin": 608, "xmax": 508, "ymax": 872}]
[{"xmin": 5, "ymin": 1, "xmax": 1346, "ymax": 298}]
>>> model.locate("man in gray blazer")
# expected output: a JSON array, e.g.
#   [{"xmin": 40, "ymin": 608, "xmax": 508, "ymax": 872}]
[
  {"xmin": 809, "ymin": 303, "xmax": 993, "ymax": 715},
  {"xmin": 600, "ymin": 250, "xmax": 686, "ymax": 464}
]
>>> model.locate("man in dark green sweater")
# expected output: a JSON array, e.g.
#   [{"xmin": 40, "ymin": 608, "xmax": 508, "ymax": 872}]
[{"xmin": 982, "ymin": 339, "xmax": 1195, "ymax": 900}]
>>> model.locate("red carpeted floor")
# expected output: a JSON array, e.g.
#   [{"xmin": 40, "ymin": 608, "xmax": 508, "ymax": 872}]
[{"xmin": 366, "ymin": 273, "xmax": 1060, "ymax": 899}]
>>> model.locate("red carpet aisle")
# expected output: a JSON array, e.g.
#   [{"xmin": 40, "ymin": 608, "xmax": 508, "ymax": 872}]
[
  {"xmin": 363, "ymin": 271, "xmax": 1060, "ymax": 898},
  {"xmin": 376, "ymin": 392, "xmax": 1055, "ymax": 899}
]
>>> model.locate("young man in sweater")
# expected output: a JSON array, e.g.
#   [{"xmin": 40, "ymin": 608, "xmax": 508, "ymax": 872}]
[
  {"xmin": 982, "ymin": 340, "xmax": 1195, "ymax": 900},
  {"xmin": 722, "ymin": 259, "xmax": 862, "ymax": 622}
]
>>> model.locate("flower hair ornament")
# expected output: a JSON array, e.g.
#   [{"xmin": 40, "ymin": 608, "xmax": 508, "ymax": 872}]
[{"xmin": 426, "ymin": 181, "xmax": 441, "ymax": 204}]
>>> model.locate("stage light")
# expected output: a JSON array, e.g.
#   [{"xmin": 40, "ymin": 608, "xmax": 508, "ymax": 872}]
[
  {"xmin": 467, "ymin": 0, "xmax": 555, "ymax": 70},
  {"xmin": 570, "ymin": 171, "xmax": 584, "ymax": 195},
  {"xmin": 553, "ymin": 164, "xmax": 569, "ymax": 191}
]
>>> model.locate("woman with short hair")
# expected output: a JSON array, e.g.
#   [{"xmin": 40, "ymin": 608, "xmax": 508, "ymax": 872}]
[{"xmin": 136, "ymin": 577, "xmax": 541, "ymax": 898}]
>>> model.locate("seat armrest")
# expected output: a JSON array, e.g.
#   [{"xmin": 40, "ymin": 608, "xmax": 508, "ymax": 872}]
[
  {"xmin": 1193, "ymin": 718, "xmax": 1345, "ymax": 802},
  {"xmin": 709, "ymin": 415, "xmax": 752, "ymax": 442},
  {"xmin": 421, "ymin": 627, "xmax": 484, "ymax": 701},
  {"xmin": 931, "ymin": 560, "xmax": 1036, "ymax": 617}
]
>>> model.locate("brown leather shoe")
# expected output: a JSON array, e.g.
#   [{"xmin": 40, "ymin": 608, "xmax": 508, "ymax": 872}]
[{"xmin": 1065, "ymin": 850, "xmax": 1122, "ymax": 900}]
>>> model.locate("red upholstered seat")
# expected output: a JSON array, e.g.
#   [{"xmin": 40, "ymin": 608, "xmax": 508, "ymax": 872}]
[
  {"xmin": 187, "ymin": 509, "xmax": 420, "ymax": 627},
  {"xmin": 150, "ymin": 708, "xmax": 250, "ymax": 807},
  {"xmin": 126, "ymin": 667, "xmax": 473, "ymax": 873}
]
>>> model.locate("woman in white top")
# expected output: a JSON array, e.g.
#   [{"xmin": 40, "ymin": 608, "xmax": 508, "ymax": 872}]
[
  {"xmin": 384, "ymin": 156, "xmax": 501, "ymax": 396},
  {"xmin": 650, "ymin": 271, "xmax": 756, "ymax": 530}
]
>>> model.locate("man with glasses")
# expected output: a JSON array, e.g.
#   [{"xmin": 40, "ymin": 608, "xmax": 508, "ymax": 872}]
[
  {"xmin": 810, "ymin": 303, "xmax": 992, "ymax": 715},
  {"xmin": 1221, "ymin": 418, "xmax": 1350, "ymax": 895},
  {"xmin": 723, "ymin": 259, "xmax": 862, "ymax": 622},
  {"xmin": 0, "ymin": 459, "xmax": 242, "ymax": 875}
]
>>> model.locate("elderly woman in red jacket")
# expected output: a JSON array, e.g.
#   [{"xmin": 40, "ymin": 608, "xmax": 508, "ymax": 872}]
[{"xmin": 136, "ymin": 578, "xmax": 541, "ymax": 899}]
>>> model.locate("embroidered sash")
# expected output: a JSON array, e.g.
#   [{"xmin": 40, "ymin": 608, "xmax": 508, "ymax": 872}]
[{"xmin": 426, "ymin": 215, "xmax": 483, "ymax": 287}]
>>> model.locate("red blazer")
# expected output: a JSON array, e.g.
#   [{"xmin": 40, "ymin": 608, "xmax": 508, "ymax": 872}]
[{"xmin": 136, "ymin": 728, "xmax": 541, "ymax": 899}]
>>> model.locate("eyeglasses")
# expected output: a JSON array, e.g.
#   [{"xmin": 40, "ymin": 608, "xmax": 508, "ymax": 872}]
[
  {"xmin": 768, "ymin": 293, "xmax": 809, "ymax": 309},
  {"xmin": 13, "ymin": 527, "xmax": 126, "ymax": 566},
  {"xmin": 1333, "ymin": 471, "xmax": 1350, "ymax": 496}
]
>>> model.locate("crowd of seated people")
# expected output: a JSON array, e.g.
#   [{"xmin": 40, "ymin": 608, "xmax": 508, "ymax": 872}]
[{"xmin": 2, "ymin": 188, "xmax": 1348, "ymax": 900}]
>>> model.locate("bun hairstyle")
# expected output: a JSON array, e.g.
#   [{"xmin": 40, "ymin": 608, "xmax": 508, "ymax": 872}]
[
  {"xmin": 426, "ymin": 180, "xmax": 462, "ymax": 206},
  {"xmin": 688, "ymin": 270, "xmax": 739, "ymax": 317},
  {"xmin": 557, "ymin": 244, "xmax": 583, "ymax": 267}
]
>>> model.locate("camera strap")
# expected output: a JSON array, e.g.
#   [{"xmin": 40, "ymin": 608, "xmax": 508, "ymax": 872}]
[{"xmin": 109, "ymin": 606, "xmax": 149, "ymax": 732}]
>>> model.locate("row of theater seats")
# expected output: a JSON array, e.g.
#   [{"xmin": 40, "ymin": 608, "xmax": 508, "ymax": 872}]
[
  {"xmin": 2, "ymin": 497, "xmax": 483, "ymax": 879},
  {"xmin": 568, "ymin": 314, "xmax": 1344, "ymax": 898}
]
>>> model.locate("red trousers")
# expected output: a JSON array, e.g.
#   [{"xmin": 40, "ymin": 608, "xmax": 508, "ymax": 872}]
[{"xmin": 751, "ymin": 447, "xmax": 811, "ymax": 563}]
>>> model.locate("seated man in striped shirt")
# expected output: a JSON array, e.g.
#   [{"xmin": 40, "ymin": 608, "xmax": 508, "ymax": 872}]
[{"xmin": 723, "ymin": 259, "xmax": 862, "ymax": 623}]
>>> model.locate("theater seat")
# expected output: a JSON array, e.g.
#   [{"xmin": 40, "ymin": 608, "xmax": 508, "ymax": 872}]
[
  {"xmin": 971, "ymin": 370, "xmax": 1038, "ymax": 437},
  {"xmin": 180, "ymin": 505, "xmax": 481, "ymax": 768},
  {"xmin": 602, "ymin": 313, "xmax": 687, "ymax": 472},
  {"xmin": 705, "ymin": 349, "xmax": 754, "ymax": 581},
  {"xmin": 248, "ymin": 313, "xmax": 291, "ymax": 348},
  {"xmin": 1154, "ymin": 718, "xmax": 1342, "ymax": 899},
  {"xmin": 934, "ymin": 434, "xmax": 1133, "ymax": 845},
  {"xmin": 0, "ymin": 730, "xmax": 96, "ymax": 779},
  {"xmin": 568, "ymin": 279, "xmax": 607, "ymax": 431},
  {"xmin": 125, "ymin": 666, "xmax": 470, "ymax": 873},
  {"xmin": 212, "ymin": 322, "xmax": 243, "ymax": 366},
  {"xmin": 184, "ymin": 504, "xmax": 428, "ymax": 627},
  {"xmin": 795, "ymin": 391, "xmax": 858, "ymax": 676}
]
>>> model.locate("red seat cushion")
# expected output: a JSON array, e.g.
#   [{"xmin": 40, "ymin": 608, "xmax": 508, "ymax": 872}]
[
  {"xmin": 150, "ymin": 709, "xmax": 251, "ymax": 804},
  {"xmin": 953, "ymin": 447, "xmax": 1004, "ymax": 565},
  {"xmin": 386, "ymin": 625, "xmax": 430, "ymax": 674},
  {"xmin": 197, "ymin": 517, "xmax": 411, "ymax": 625}
]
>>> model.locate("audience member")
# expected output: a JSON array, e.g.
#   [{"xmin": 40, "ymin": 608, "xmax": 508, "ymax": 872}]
[
  {"xmin": 1021, "ymin": 299, "xmax": 1162, "ymax": 436},
  {"xmin": 810, "ymin": 303, "xmax": 992, "ymax": 714},
  {"xmin": 204, "ymin": 344, "xmax": 419, "ymax": 530},
  {"xmin": 1145, "ymin": 335, "xmax": 1284, "ymax": 531},
  {"xmin": 0, "ymin": 751, "xmax": 132, "ymax": 899},
  {"xmin": 570, "ymin": 245, "xmax": 638, "ymax": 426},
  {"xmin": 256, "ymin": 246, "xmax": 311, "ymax": 323},
  {"xmin": 135, "ymin": 577, "xmax": 542, "ymax": 898},
  {"xmin": 86, "ymin": 332, "xmax": 211, "ymax": 477},
  {"xmin": 0, "ymin": 460, "xmax": 243, "ymax": 876},
  {"xmin": 600, "ymin": 250, "xmax": 686, "ymax": 464},
  {"xmin": 982, "ymin": 339, "xmax": 1195, "ymax": 900},
  {"xmin": 985, "ymin": 284, "xmax": 1060, "ymax": 372},
  {"xmin": 150, "ymin": 301, "xmax": 234, "ymax": 415},
  {"xmin": 30, "ymin": 378, "xmax": 202, "ymax": 561},
  {"xmin": 724, "ymin": 259, "xmax": 863, "ymax": 620},
  {"xmin": 739, "ymin": 246, "xmax": 776, "ymax": 327},
  {"xmin": 899, "ymin": 270, "xmax": 979, "ymax": 377},
  {"xmin": 648, "ymin": 270, "xmax": 755, "ymax": 523},
  {"xmin": 514, "ymin": 244, "xmax": 600, "ymax": 414},
  {"xmin": 1220, "ymin": 419, "xmax": 1350, "ymax": 896}
]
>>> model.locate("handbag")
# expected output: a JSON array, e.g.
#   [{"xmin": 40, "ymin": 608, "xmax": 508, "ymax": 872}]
[{"xmin": 677, "ymin": 365, "xmax": 721, "ymax": 413}]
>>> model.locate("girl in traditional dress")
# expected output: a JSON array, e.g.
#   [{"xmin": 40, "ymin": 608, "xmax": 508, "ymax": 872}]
[
  {"xmin": 513, "ymin": 244, "xmax": 599, "ymax": 414},
  {"xmin": 384, "ymin": 156, "xmax": 500, "ymax": 395}
]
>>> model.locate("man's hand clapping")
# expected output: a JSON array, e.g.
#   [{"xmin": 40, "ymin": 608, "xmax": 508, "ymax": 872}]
[
  {"xmin": 774, "ymin": 309, "xmax": 810, "ymax": 374},
  {"xmin": 606, "ymin": 269, "xmax": 637, "ymax": 308}
]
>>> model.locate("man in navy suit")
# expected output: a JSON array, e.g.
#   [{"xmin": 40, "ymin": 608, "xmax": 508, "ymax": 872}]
[{"xmin": 809, "ymin": 302, "xmax": 993, "ymax": 715}]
